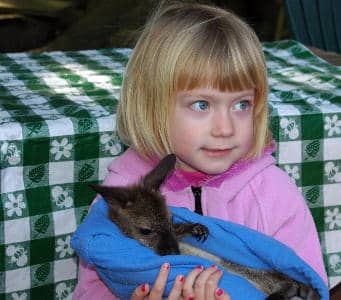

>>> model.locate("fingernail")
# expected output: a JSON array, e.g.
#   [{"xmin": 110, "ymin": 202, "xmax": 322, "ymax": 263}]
[
  {"xmin": 210, "ymin": 264, "xmax": 217, "ymax": 268},
  {"xmin": 141, "ymin": 283, "xmax": 147, "ymax": 292},
  {"xmin": 196, "ymin": 265, "xmax": 203, "ymax": 270},
  {"xmin": 178, "ymin": 275, "xmax": 185, "ymax": 283},
  {"xmin": 188, "ymin": 297, "xmax": 194, "ymax": 300},
  {"xmin": 163, "ymin": 262, "xmax": 170, "ymax": 270},
  {"xmin": 216, "ymin": 288, "xmax": 223, "ymax": 296}
]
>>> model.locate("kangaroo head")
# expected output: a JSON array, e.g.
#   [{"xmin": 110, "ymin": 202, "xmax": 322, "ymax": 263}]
[{"xmin": 90, "ymin": 154, "xmax": 180, "ymax": 255}]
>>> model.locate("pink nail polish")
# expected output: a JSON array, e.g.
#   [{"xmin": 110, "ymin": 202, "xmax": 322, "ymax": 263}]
[
  {"xmin": 141, "ymin": 283, "xmax": 147, "ymax": 292},
  {"xmin": 163, "ymin": 263, "xmax": 170, "ymax": 269},
  {"xmin": 178, "ymin": 275, "xmax": 185, "ymax": 283},
  {"xmin": 188, "ymin": 296, "xmax": 194, "ymax": 300},
  {"xmin": 196, "ymin": 265, "xmax": 203, "ymax": 270},
  {"xmin": 216, "ymin": 288, "xmax": 223, "ymax": 296}
]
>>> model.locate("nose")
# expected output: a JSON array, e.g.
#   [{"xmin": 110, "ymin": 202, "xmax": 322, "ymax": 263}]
[
  {"xmin": 157, "ymin": 235, "xmax": 180, "ymax": 255},
  {"xmin": 211, "ymin": 111, "xmax": 234, "ymax": 137},
  {"xmin": 158, "ymin": 243, "xmax": 180, "ymax": 256}
]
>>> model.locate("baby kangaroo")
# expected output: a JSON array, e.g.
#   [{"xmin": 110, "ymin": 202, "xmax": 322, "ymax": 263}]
[{"xmin": 90, "ymin": 154, "xmax": 320, "ymax": 300}]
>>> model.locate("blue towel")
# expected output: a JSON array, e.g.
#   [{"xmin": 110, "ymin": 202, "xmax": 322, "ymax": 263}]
[{"xmin": 71, "ymin": 199, "xmax": 328, "ymax": 300}]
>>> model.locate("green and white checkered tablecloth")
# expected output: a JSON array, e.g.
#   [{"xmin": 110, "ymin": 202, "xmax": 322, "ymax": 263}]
[{"xmin": 0, "ymin": 40, "xmax": 340, "ymax": 299}]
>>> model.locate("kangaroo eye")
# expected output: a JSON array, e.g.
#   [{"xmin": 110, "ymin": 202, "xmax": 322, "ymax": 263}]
[{"xmin": 138, "ymin": 228, "xmax": 152, "ymax": 235}]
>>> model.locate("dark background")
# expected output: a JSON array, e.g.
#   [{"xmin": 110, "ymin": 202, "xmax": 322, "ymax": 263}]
[{"xmin": 0, "ymin": 0, "xmax": 289, "ymax": 53}]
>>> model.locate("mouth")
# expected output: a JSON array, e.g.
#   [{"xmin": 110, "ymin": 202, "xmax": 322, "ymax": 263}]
[{"xmin": 201, "ymin": 148, "xmax": 232, "ymax": 157}]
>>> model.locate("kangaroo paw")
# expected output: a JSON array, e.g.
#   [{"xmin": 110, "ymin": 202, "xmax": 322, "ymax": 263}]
[{"xmin": 191, "ymin": 223, "xmax": 209, "ymax": 242}]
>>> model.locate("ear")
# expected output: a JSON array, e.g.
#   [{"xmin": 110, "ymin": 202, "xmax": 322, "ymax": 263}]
[
  {"xmin": 88, "ymin": 184, "xmax": 133, "ymax": 208},
  {"xmin": 142, "ymin": 154, "xmax": 176, "ymax": 190}
]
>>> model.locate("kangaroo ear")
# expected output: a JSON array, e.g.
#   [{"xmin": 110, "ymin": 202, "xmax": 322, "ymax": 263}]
[
  {"xmin": 88, "ymin": 184, "xmax": 133, "ymax": 208},
  {"xmin": 142, "ymin": 154, "xmax": 176, "ymax": 190}
]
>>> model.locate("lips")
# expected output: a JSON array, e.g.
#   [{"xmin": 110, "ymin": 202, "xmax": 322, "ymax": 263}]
[{"xmin": 201, "ymin": 148, "xmax": 232, "ymax": 156}]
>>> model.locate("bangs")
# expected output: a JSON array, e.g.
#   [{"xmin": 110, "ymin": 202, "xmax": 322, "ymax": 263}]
[
  {"xmin": 177, "ymin": 52, "xmax": 256, "ymax": 92},
  {"xmin": 174, "ymin": 20, "xmax": 266, "ymax": 94}
]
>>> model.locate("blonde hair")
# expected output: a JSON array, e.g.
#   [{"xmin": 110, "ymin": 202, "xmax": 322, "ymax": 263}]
[{"xmin": 117, "ymin": 1, "xmax": 272, "ymax": 159}]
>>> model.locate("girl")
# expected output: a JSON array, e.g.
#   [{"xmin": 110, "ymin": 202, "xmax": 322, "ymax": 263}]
[{"xmin": 73, "ymin": 1, "xmax": 327, "ymax": 299}]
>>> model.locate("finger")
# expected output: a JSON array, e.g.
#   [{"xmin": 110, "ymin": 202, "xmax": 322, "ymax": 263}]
[
  {"xmin": 194, "ymin": 265, "xmax": 219, "ymax": 299},
  {"xmin": 204, "ymin": 269, "xmax": 223, "ymax": 299},
  {"xmin": 167, "ymin": 274, "xmax": 185, "ymax": 300},
  {"xmin": 215, "ymin": 288, "xmax": 231, "ymax": 300},
  {"xmin": 182, "ymin": 265, "xmax": 204, "ymax": 299},
  {"xmin": 130, "ymin": 283, "xmax": 150, "ymax": 300},
  {"xmin": 148, "ymin": 262, "xmax": 170, "ymax": 299}
]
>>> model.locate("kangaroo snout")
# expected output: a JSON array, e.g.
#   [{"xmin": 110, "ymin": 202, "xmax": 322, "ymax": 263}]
[{"xmin": 156, "ymin": 235, "xmax": 180, "ymax": 255}]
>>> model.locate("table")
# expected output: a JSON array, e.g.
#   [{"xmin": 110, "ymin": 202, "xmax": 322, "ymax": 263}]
[
  {"xmin": 309, "ymin": 47, "xmax": 341, "ymax": 66},
  {"xmin": 0, "ymin": 40, "xmax": 340, "ymax": 298},
  {"xmin": 263, "ymin": 40, "xmax": 341, "ymax": 289},
  {"xmin": 0, "ymin": 48, "xmax": 130, "ymax": 299}
]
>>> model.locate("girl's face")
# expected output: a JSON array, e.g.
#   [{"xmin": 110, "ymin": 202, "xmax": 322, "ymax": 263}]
[{"xmin": 169, "ymin": 87, "xmax": 254, "ymax": 174}]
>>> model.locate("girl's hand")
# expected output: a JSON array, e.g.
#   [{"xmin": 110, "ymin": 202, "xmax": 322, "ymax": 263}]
[
  {"xmin": 182, "ymin": 265, "xmax": 230, "ymax": 300},
  {"xmin": 130, "ymin": 263, "xmax": 231, "ymax": 300},
  {"xmin": 130, "ymin": 263, "xmax": 183, "ymax": 300}
]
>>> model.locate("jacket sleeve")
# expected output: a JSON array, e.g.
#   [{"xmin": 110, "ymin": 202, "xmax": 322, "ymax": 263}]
[{"xmin": 252, "ymin": 165, "xmax": 328, "ymax": 285}]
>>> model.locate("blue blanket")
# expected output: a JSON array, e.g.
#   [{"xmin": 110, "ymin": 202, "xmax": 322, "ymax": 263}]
[{"xmin": 71, "ymin": 199, "xmax": 328, "ymax": 300}]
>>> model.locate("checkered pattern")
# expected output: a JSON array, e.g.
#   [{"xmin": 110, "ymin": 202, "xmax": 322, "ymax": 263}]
[
  {"xmin": 0, "ymin": 41, "xmax": 340, "ymax": 298},
  {"xmin": 263, "ymin": 40, "xmax": 341, "ymax": 288},
  {"xmin": 0, "ymin": 48, "xmax": 130, "ymax": 299}
]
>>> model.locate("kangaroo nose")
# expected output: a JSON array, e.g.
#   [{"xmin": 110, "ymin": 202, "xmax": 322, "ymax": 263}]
[{"xmin": 157, "ymin": 237, "xmax": 180, "ymax": 255}]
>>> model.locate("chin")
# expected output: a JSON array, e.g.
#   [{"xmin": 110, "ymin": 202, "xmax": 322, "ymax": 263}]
[
  {"xmin": 205, "ymin": 168, "xmax": 230, "ymax": 175},
  {"xmin": 208, "ymin": 159, "xmax": 238, "ymax": 174},
  {"xmin": 199, "ymin": 164, "xmax": 232, "ymax": 175}
]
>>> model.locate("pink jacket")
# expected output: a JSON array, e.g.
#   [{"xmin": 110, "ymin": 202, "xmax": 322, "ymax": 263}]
[{"xmin": 73, "ymin": 148, "xmax": 328, "ymax": 299}]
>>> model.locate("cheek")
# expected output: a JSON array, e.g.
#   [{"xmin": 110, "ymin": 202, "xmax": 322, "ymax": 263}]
[
  {"xmin": 169, "ymin": 119, "xmax": 192, "ymax": 149},
  {"xmin": 169, "ymin": 110, "xmax": 193, "ymax": 144},
  {"xmin": 241, "ymin": 118, "xmax": 254, "ymax": 149},
  {"xmin": 169, "ymin": 114, "xmax": 205, "ymax": 158},
  {"xmin": 232, "ymin": 113, "xmax": 254, "ymax": 144}
]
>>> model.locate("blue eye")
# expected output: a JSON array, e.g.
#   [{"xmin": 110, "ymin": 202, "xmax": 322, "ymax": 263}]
[
  {"xmin": 191, "ymin": 101, "xmax": 209, "ymax": 112},
  {"xmin": 234, "ymin": 100, "xmax": 250, "ymax": 111}
]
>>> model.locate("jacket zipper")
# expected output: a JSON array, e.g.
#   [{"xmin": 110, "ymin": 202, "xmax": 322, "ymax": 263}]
[{"xmin": 191, "ymin": 186, "xmax": 203, "ymax": 215}]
